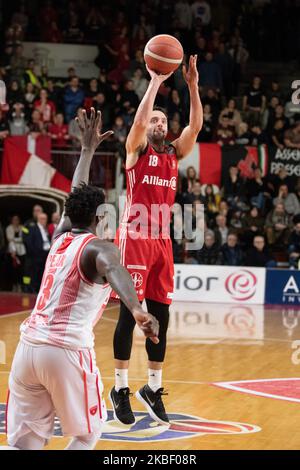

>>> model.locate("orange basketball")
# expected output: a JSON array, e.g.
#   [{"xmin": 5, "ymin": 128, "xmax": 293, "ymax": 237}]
[{"xmin": 144, "ymin": 34, "xmax": 183, "ymax": 75}]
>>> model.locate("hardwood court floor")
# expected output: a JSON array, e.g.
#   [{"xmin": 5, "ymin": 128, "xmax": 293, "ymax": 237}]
[{"xmin": 1, "ymin": 295, "xmax": 300, "ymax": 450}]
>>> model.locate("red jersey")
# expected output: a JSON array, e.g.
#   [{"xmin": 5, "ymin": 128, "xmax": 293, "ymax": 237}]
[{"xmin": 122, "ymin": 143, "xmax": 178, "ymax": 236}]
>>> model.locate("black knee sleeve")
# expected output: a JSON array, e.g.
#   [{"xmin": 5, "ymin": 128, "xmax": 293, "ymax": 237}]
[
  {"xmin": 113, "ymin": 301, "xmax": 136, "ymax": 360},
  {"xmin": 145, "ymin": 299, "xmax": 170, "ymax": 363}
]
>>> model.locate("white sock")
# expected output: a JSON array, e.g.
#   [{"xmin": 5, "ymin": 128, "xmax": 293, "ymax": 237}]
[
  {"xmin": 115, "ymin": 368, "xmax": 129, "ymax": 392},
  {"xmin": 148, "ymin": 369, "xmax": 162, "ymax": 392}
]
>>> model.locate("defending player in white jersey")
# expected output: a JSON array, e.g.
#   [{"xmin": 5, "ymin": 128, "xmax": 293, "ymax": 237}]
[{"xmin": 1, "ymin": 108, "xmax": 159, "ymax": 451}]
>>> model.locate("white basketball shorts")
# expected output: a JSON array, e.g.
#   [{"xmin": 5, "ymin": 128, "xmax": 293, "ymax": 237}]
[{"xmin": 6, "ymin": 340, "xmax": 107, "ymax": 446}]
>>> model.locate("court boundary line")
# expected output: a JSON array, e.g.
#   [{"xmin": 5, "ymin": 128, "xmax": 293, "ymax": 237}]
[{"xmin": 213, "ymin": 378, "xmax": 300, "ymax": 404}]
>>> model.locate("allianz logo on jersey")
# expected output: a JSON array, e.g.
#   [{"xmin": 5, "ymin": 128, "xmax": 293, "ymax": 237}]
[{"xmin": 142, "ymin": 175, "xmax": 177, "ymax": 191}]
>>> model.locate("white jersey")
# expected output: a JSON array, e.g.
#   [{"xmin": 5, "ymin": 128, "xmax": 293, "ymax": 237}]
[{"xmin": 20, "ymin": 232, "xmax": 112, "ymax": 350}]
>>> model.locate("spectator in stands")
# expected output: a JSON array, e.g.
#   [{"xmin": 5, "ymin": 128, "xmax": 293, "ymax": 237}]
[
  {"xmin": 262, "ymin": 96, "xmax": 280, "ymax": 131},
  {"xmin": 288, "ymin": 221, "xmax": 300, "ymax": 269},
  {"xmin": 11, "ymin": 4, "xmax": 29, "ymax": 34},
  {"xmin": 265, "ymin": 202, "xmax": 291, "ymax": 246},
  {"xmin": 10, "ymin": 44, "xmax": 27, "ymax": 82},
  {"xmin": 85, "ymin": 6, "xmax": 105, "ymax": 43},
  {"xmin": 24, "ymin": 205, "xmax": 43, "ymax": 229},
  {"xmin": 215, "ymin": 114, "xmax": 235, "ymax": 146},
  {"xmin": 197, "ymin": 103, "xmax": 213, "ymax": 142},
  {"xmin": 221, "ymin": 232, "xmax": 244, "ymax": 266},
  {"xmin": 266, "ymin": 80, "xmax": 284, "ymax": 103},
  {"xmin": 199, "ymin": 52, "xmax": 223, "ymax": 93},
  {"xmin": 131, "ymin": 27, "xmax": 148, "ymax": 52},
  {"xmin": 6, "ymin": 215, "xmax": 26, "ymax": 292},
  {"xmin": 214, "ymin": 214, "xmax": 229, "ymax": 246},
  {"xmin": 285, "ymin": 99, "xmax": 300, "ymax": 125},
  {"xmin": 284, "ymin": 123, "xmax": 300, "ymax": 149},
  {"xmin": 219, "ymin": 99, "xmax": 242, "ymax": 134},
  {"xmin": 40, "ymin": 66, "xmax": 50, "ymax": 90},
  {"xmin": 192, "ymin": 230, "xmax": 223, "ymax": 265},
  {"xmin": 93, "ymin": 92, "xmax": 112, "ymax": 130},
  {"xmin": 242, "ymin": 206, "xmax": 265, "ymax": 247},
  {"xmin": 25, "ymin": 212, "xmax": 50, "ymax": 292},
  {"xmin": 23, "ymin": 59, "xmax": 41, "ymax": 90},
  {"xmin": 174, "ymin": 0, "xmax": 193, "ymax": 43},
  {"xmin": 214, "ymin": 42, "xmax": 234, "ymax": 99},
  {"xmin": 228, "ymin": 36, "xmax": 249, "ymax": 95},
  {"xmin": 201, "ymin": 87, "xmax": 221, "ymax": 126},
  {"xmin": 34, "ymin": 88, "xmax": 56, "ymax": 124},
  {"xmin": 181, "ymin": 166, "xmax": 198, "ymax": 195},
  {"xmin": 0, "ymin": 108, "xmax": 10, "ymax": 140},
  {"xmin": 131, "ymin": 67, "xmax": 149, "ymax": 101},
  {"xmin": 28, "ymin": 109, "xmax": 46, "ymax": 136},
  {"xmin": 48, "ymin": 113, "xmax": 70, "ymax": 147},
  {"xmin": 249, "ymin": 125, "xmax": 268, "ymax": 146},
  {"xmin": 243, "ymin": 76, "xmax": 266, "ymax": 126},
  {"xmin": 7, "ymin": 80, "xmax": 24, "ymax": 107},
  {"xmin": 127, "ymin": 49, "xmax": 146, "ymax": 77},
  {"xmin": 64, "ymin": 76, "xmax": 85, "ymax": 123},
  {"xmin": 246, "ymin": 167, "xmax": 270, "ymax": 210},
  {"xmin": 24, "ymin": 82, "xmax": 37, "ymax": 115},
  {"xmin": 271, "ymin": 119, "xmax": 285, "ymax": 149},
  {"xmin": 166, "ymin": 119, "xmax": 182, "ymax": 141},
  {"xmin": 42, "ymin": 20, "xmax": 63, "ymax": 43},
  {"xmin": 235, "ymin": 122, "xmax": 251, "ymax": 145},
  {"xmin": 112, "ymin": 115, "xmax": 127, "ymax": 157},
  {"xmin": 68, "ymin": 107, "xmax": 81, "ymax": 147},
  {"xmin": 183, "ymin": 180, "xmax": 204, "ymax": 205},
  {"xmin": 266, "ymin": 103, "xmax": 288, "ymax": 133},
  {"xmin": 167, "ymin": 89, "xmax": 184, "ymax": 123},
  {"xmin": 203, "ymin": 184, "xmax": 221, "ymax": 219},
  {"xmin": 218, "ymin": 200, "xmax": 230, "ymax": 218},
  {"xmin": 191, "ymin": 0, "xmax": 211, "ymax": 28},
  {"xmin": 229, "ymin": 209, "xmax": 244, "ymax": 233},
  {"xmin": 84, "ymin": 79, "xmax": 99, "ymax": 106},
  {"xmin": 63, "ymin": 11, "xmax": 84, "ymax": 43},
  {"xmin": 273, "ymin": 184, "xmax": 300, "ymax": 217},
  {"xmin": 193, "ymin": 36, "xmax": 207, "ymax": 63},
  {"xmin": 64, "ymin": 67, "xmax": 77, "ymax": 87},
  {"xmin": 112, "ymin": 115, "xmax": 127, "ymax": 145},
  {"xmin": 245, "ymin": 235, "xmax": 276, "ymax": 268},
  {"xmin": 9, "ymin": 102, "xmax": 28, "ymax": 136},
  {"xmin": 272, "ymin": 167, "xmax": 293, "ymax": 194},
  {"xmin": 48, "ymin": 212, "xmax": 60, "ymax": 240},
  {"xmin": 223, "ymin": 165, "xmax": 246, "ymax": 209},
  {"xmin": 38, "ymin": 0, "xmax": 58, "ymax": 33}
]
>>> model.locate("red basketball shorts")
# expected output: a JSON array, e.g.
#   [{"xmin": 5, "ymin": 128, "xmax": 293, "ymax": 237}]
[{"xmin": 112, "ymin": 228, "xmax": 174, "ymax": 305}]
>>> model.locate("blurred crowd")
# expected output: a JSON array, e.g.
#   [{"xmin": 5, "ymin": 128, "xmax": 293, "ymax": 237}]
[
  {"xmin": 172, "ymin": 166, "xmax": 300, "ymax": 269},
  {"xmin": 0, "ymin": 0, "xmax": 299, "ymax": 152},
  {"xmin": 1, "ymin": 0, "xmax": 300, "ymax": 292}
]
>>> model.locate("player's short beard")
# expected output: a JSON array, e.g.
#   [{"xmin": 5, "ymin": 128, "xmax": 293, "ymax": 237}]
[{"xmin": 148, "ymin": 129, "xmax": 165, "ymax": 146}]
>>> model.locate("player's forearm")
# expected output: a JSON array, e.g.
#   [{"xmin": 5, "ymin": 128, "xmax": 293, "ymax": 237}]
[
  {"xmin": 188, "ymin": 83, "xmax": 203, "ymax": 133},
  {"xmin": 105, "ymin": 265, "xmax": 140, "ymax": 313},
  {"xmin": 133, "ymin": 78, "xmax": 161, "ymax": 127},
  {"xmin": 71, "ymin": 147, "xmax": 94, "ymax": 189}
]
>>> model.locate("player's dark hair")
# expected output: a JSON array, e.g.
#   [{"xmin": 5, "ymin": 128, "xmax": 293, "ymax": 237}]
[
  {"xmin": 152, "ymin": 106, "xmax": 168, "ymax": 119},
  {"xmin": 65, "ymin": 183, "xmax": 105, "ymax": 227}
]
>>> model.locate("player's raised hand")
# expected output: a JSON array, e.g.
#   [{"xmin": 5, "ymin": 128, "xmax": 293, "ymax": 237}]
[
  {"xmin": 132, "ymin": 307, "xmax": 160, "ymax": 344},
  {"xmin": 75, "ymin": 107, "xmax": 114, "ymax": 152},
  {"xmin": 183, "ymin": 55, "xmax": 199, "ymax": 87},
  {"xmin": 146, "ymin": 64, "xmax": 173, "ymax": 84}
]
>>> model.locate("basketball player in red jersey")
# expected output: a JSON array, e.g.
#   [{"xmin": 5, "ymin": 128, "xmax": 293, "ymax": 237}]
[
  {"xmin": 1, "ymin": 108, "xmax": 159, "ymax": 451},
  {"xmin": 111, "ymin": 56, "xmax": 203, "ymax": 425}
]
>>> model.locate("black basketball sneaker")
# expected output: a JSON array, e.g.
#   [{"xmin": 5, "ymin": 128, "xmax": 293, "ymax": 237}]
[
  {"xmin": 135, "ymin": 385, "xmax": 169, "ymax": 425},
  {"xmin": 109, "ymin": 387, "xmax": 135, "ymax": 425}
]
